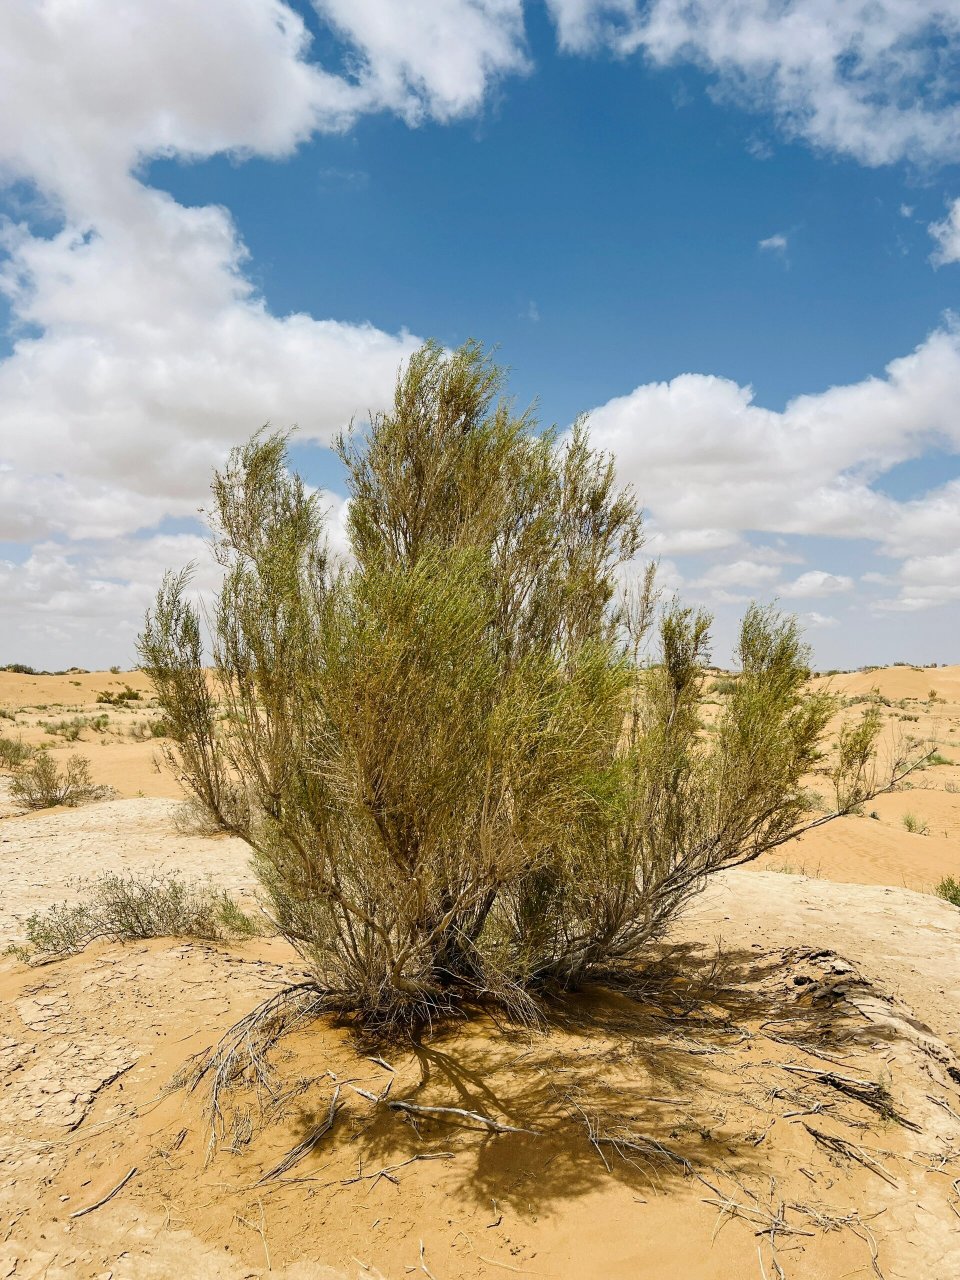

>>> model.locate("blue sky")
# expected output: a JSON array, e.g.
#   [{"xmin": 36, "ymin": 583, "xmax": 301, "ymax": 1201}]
[{"xmin": 1, "ymin": 1, "xmax": 960, "ymax": 669}]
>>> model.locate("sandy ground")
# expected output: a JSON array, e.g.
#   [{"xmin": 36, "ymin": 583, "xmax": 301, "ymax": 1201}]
[{"xmin": 1, "ymin": 666, "xmax": 959, "ymax": 1278}]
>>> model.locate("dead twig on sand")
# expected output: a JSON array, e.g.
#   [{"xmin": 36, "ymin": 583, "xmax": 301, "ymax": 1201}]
[
  {"xmin": 802, "ymin": 1124, "xmax": 898, "ymax": 1187},
  {"xmin": 779, "ymin": 1063, "xmax": 918, "ymax": 1130},
  {"xmin": 235, "ymin": 1198, "xmax": 272, "ymax": 1269},
  {"xmin": 419, "ymin": 1239, "xmax": 440, "ymax": 1279},
  {"xmin": 70, "ymin": 1166, "xmax": 137, "ymax": 1218},
  {"xmin": 339, "ymin": 1152, "xmax": 454, "ymax": 1189},
  {"xmin": 255, "ymin": 1084, "xmax": 342, "ymax": 1185},
  {"xmin": 928, "ymin": 1094, "xmax": 960, "ymax": 1124},
  {"xmin": 388, "ymin": 1100, "xmax": 538, "ymax": 1136}
]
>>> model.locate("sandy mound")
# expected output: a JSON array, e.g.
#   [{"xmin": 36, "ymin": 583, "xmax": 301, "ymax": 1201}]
[
  {"xmin": 2, "ymin": 666, "xmax": 959, "ymax": 1277},
  {"xmin": 4, "ymin": 927, "xmax": 960, "ymax": 1280}
]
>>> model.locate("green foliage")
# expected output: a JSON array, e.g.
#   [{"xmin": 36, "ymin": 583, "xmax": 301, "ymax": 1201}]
[
  {"xmin": 97, "ymin": 685, "xmax": 141, "ymax": 706},
  {"xmin": 0, "ymin": 736, "xmax": 33, "ymax": 769},
  {"xmin": 902, "ymin": 812, "xmax": 929, "ymax": 835},
  {"xmin": 1, "ymin": 662, "xmax": 37, "ymax": 674},
  {"xmin": 936, "ymin": 877, "xmax": 960, "ymax": 908},
  {"xmin": 10, "ymin": 872, "xmax": 258, "ymax": 962},
  {"xmin": 709, "ymin": 676, "xmax": 738, "ymax": 695},
  {"xmin": 926, "ymin": 752, "xmax": 953, "ymax": 766},
  {"xmin": 829, "ymin": 704, "xmax": 884, "ymax": 812},
  {"xmin": 10, "ymin": 752, "xmax": 110, "ymax": 809},
  {"xmin": 127, "ymin": 716, "xmax": 171, "ymax": 741},
  {"xmin": 41, "ymin": 714, "xmax": 110, "ymax": 741},
  {"xmin": 141, "ymin": 341, "xmax": 901, "ymax": 1032}
]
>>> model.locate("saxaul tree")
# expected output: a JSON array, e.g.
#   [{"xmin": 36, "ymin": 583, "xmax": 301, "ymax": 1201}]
[{"xmin": 140, "ymin": 340, "xmax": 917, "ymax": 1034}]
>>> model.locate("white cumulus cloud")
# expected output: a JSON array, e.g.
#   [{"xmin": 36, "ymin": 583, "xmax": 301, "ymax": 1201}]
[
  {"xmin": 930, "ymin": 198, "xmax": 960, "ymax": 266},
  {"xmin": 585, "ymin": 324, "xmax": 960, "ymax": 614},
  {"xmin": 780, "ymin": 571, "xmax": 854, "ymax": 598},
  {"xmin": 546, "ymin": 0, "xmax": 960, "ymax": 166}
]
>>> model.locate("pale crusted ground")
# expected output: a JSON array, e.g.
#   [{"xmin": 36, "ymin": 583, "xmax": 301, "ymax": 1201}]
[
  {"xmin": 0, "ymin": 666, "xmax": 959, "ymax": 1278},
  {"xmin": 0, "ymin": 788, "xmax": 258, "ymax": 940}
]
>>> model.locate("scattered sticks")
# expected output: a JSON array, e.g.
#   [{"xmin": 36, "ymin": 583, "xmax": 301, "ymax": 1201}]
[
  {"xmin": 779, "ymin": 1063, "xmax": 919, "ymax": 1130},
  {"xmin": 802, "ymin": 1124, "xmax": 898, "ymax": 1187},
  {"xmin": 339, "ymin": 1152, "xmax": 454, "ymax": 1190}
]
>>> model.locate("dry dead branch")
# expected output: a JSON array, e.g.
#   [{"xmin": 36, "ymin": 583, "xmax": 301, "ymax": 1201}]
[
  {"xmin": 779, "ymin": 1063, "xmax": 918, "ymax": 1129},
  {"xmin": 388, "ymin": 1100, "xmax": 538, "ymax": 1135},
  {"xmin": 69, "ymin": 1166, "xmax": 138, "ymax": 1218},
  {"xmin": 802, "ymin": 1124, "xmax": 898, "ymax": 1186},
  {"xmin": 255, "ymin": 1084, "xmax": 342, "ymax": 1184}
]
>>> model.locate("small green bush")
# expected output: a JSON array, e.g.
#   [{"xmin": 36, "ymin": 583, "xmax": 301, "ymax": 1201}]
[
  {"xmin": 42, "ymin": 717, "xmax": 83, "ymax": 741},
  {"xmin": 709, "ymin": 676, "xmax": 738, "ymax": 695},
  {"xmin": 1, "ymin": 662, "xmax": 36, "ymax": 674},
  {"xmin": 9, "ymin": 872, "xmax": 260, "ymax": 962},
  {"xmin": 10, "ymin": 752, "xmax": 111, "ymax": 809},
  {"xmin": 97, "ymin": 685, "xmax": 141, "ymax": 707},
  {"xmin": 935, "ymin": 877, "xmax": 960, "ymax": 908},
  {"xmin": 127, "ymin": 717, "xmax": 171, "ymax": 741},
  {"xmin": 0, "ymin": 736, "xmax": 33, "ymax": 769},
  {"xmin": 927, "ymin": 752, "xmax": 953, "ymax": 766},
  {"xmin": 902, "ymin": 812, "xmax": 929, "ymax": 835},
  {"xmin": 40, "ymin": 714, "xmax": 110, "ymax": 741}
]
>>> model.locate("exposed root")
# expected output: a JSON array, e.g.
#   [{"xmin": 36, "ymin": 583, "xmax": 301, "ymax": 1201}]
[{"xmin": 182, "ymin": 980, "xmax": 327, "ymax": 1156}]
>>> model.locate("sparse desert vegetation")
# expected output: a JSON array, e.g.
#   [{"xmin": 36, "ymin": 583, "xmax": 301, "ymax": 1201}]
[{"xmin": 9, "ymin": 870, "xmax": 257, "ymax": 963}]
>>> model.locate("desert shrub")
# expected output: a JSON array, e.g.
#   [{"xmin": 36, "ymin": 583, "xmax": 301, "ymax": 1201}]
[
  {"xmin": 936, "ymin": 877, "xmax": 960, "ymax": 908},
  {"xmin": 41, "ymin": 717, "xmax": 83, "ymax": 741},
  {"xmin": 173, "ymin": 796, "xmax": 229, "ymax": 837},
  {"xmin": 902, "ymin": 812, "xmax": 929, "ymax": 835},
  {"xmin": 41, "ymin": 714, "xmax": 110, "ymax": 740},
  {"xmin": 11, "ymin": 871, "xmax": 258, "ymax": 961},
  {"xmin": 127, "ymin": 717, "xmax": 169, "ymax": 741},
  {"xmin": 1, "ymin": 662, "xmax": 36, "ymax": 674},
  {"xmin": 0, "ymin": 736, "xmax": 33, "ymax": 768},
  {"xmin": 927, "ymin": 752, "xmax": 953, "ymax": 766},
  {"xmin": 709, "ymin": 676, "xmax": 738, "ymax": 695},
  {"xmin": 141, "ymin": 341, "xmax": 919, "ymax": 1033},
  {"xmin": 10, "ymin": 752, "xmax": 111, "ymax": 809},
  {"xmin": 97, "ymin": 685, "xmax": 141, "ymax": 706}
]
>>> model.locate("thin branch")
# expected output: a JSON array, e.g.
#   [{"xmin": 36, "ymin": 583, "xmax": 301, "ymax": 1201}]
[{"xmin": 70, "ymin": 1166, "xmax": 137, "ymax": 1218}]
